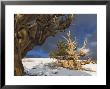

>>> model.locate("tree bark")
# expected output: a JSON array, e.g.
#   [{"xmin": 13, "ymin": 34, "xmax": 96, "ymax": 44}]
[{"xmin": 14, "ymin": 14, "xmax": 74, "ymax": 76}]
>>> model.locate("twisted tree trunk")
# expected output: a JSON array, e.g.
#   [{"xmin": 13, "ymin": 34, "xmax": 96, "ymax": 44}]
[{"xmin": 14, "ymin": 14, "xmax": 74, "ymax": 76}]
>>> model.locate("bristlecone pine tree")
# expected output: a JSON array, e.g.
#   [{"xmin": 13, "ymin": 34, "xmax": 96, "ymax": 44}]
[
  {"xmin": 49, "ymin": 31, "xmax": 91, "ymax": 70},
  {"xmin": 14, "ymin": 14, "xmax": 74, "ymax": 75}
]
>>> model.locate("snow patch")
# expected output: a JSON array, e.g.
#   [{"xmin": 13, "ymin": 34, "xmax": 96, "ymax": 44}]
[{"xmin": 22, "ymin": 58, "xmax": 97, "ymax": 76}]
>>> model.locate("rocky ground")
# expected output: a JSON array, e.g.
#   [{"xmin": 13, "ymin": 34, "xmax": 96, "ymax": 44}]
[{"xmin": 22, "ymin": 58, "xmax": 96, "ymax": 76}]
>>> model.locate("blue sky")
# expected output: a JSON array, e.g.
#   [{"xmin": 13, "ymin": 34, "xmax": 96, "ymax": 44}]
[{"xmin": 26, "ymin": 14, "xmax": 97, "ymax": 59}]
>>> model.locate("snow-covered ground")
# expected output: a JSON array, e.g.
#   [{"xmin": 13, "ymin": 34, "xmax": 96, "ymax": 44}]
[{"xmin": 22, "ymin": 58, "xmax": 97, "ymax": 76}]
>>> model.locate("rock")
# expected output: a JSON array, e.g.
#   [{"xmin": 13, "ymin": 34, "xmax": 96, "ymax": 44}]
[
  {"xmin": 52, "ymin": 69, "xmax": 58, "ymax": 74},
  {"xmin": 47, "ymin": 62, "xmax": 57, "ymax": 69},
  {"xmin": 32, "ymin": 67, "xmax": 36, "ymax": 69},
  {"xmin": 44, "ymin": 72, "xmax": 50, "ymax": 76},
  {"xmin": 37, "ymin": 71, "xmax": 44, "ymax": 76}
]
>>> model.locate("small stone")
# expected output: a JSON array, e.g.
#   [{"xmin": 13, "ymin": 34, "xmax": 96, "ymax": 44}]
[
  {"xmin": 37, "ymin": 71, "xmax": 44, "ymax": 76},
  {"xmin": 44, "ymin": 72, "xmax": 50, "ymax": 76},
  {"xmin": 52, "ymin": 69, "xmax": 58, "ymax": 74},
  {"xmin": 32, "ymin": 67, "xmax": 36, "ymax": 69}
]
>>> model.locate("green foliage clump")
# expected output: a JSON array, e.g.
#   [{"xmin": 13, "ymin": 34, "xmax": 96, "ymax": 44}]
[
  {"xmin": 49, "ymin": 41, "xmax": 68, "ymax": 59},
  {"xmin": 49, "ymin": 31, "xmax": 88, "ymax": 61}
]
